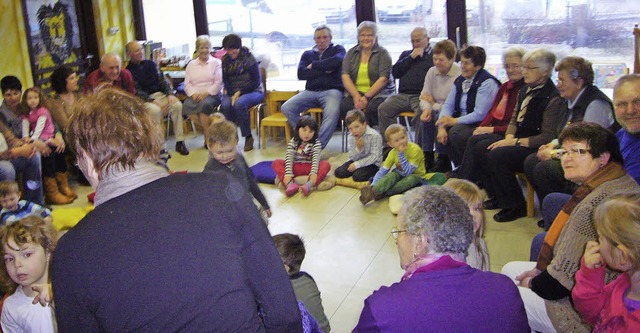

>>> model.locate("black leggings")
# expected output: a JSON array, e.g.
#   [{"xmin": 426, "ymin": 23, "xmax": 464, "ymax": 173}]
[{"xmin": 41, "ymin": 150, "xmax": 68, "ymax": 178}]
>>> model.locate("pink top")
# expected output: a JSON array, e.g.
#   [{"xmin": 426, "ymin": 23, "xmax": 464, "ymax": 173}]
[
  {"xmin": 184, "ymin": 55, "xmax": 223, "ymax": 97},
  {"xmin": 573, "ymin": 258, "xmax": 640, "ymax": 332},
  {"xmin": 22, "ymin": 106, "xmax": 55, "ymax": 141}
]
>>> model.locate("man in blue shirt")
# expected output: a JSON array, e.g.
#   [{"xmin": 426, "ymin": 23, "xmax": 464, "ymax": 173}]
[{"xmin": 613, "ymin": 74, "xmax": 640, "ymax": 184}]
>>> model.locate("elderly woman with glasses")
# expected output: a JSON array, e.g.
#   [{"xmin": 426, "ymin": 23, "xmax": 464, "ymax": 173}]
[
  {"xmin": 502, "ymin": 122, "xmax": 640, "ymax": 333},
  {"xmin": 473, "ymin": 48, "xmax": 564, "ymax": 222},
  {"xmin": 354, "ymin": 186, "xmax": 530, "ymax": 332},
  {"xmin": 524, "ymin": 56, "xmax": 618, "ymax": 205},
  {"xmin": 340, "ymin": 21, "xmax": 395, "ymax": 127}
]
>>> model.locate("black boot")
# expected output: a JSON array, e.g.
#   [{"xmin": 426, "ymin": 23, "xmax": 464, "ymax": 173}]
[
  {"xmin": 432, "ymin": 154, "xmax": 452, "ymax": 172},
  {"xmin": 423, "ymin": 151, "xmax": 434, "ymax": 171}
]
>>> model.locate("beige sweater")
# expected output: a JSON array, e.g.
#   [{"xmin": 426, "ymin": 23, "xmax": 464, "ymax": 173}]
[{"xmin": 546, "ymin": 174, "xmax": 640, "ymax": 332}]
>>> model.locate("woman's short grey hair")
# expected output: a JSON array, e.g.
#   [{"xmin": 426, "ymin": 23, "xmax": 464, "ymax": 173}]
[
  {"xmin": 400, "ymin": 186, "xmax": 474, "ymax": 256},
  {"xmin": 502, "ymin": 47, "xmax": 526, "ymax": 64},
  {"xmin": 195, "ymin": 35, "xmax": 211, "ymax": 49},
  {"xmin": 522, "ymin": 48, "xmax": 556, "ymax": 77},
  {"xmin": 357, "ymin": 21, "xmax": 377, "ymax": 37}
]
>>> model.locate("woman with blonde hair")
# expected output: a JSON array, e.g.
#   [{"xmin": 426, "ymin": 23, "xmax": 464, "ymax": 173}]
[
  {"xmin": 340, "ymin": 21, "xmax": 394, "ymax": 127},
  {"xmin": 183, "ymin": 35, "xmax": 223, "ymax": 146}
]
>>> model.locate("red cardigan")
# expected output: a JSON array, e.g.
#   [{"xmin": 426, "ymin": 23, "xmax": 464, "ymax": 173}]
[{"xmin": 479, "ymin": 78, "xmax": 525, "ymax": 134}]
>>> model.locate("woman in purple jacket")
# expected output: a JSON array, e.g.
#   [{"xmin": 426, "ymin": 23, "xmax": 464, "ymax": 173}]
[{"xmin": 354, "ymin": 186, "xmax": 530, "ymax": 333}]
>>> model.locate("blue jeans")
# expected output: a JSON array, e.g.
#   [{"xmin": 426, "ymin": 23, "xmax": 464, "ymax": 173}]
[
  {"xmin": 220, "ymin": 91, "xmax": 264, "ymax": 137},
  {"xmin": 0, "ymin": 154, "xmax": 44, "ymax": 205},
  {"xmin": 281, "ymin": 89, "xmax": 342, "ymax": 149}
]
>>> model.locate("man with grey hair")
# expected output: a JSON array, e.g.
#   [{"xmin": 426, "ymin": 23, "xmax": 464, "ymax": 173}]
[
  {"xmin": 612, "ymin": 74, "xmax": 640, "ymax": 184},
  {"xmin": 354, "ymin": 185, "xmax": 529, "ymax": 332},
  {"xmin": 83, "ymin": 53, "xmax": 136, "ymax": 95},
  {"xmin": 281, "ymin": 25, "xmax": 346, "ymax": 148},
  {"xmin": 378, "ymin": 27, "xmax": 433, "ymax": 150},
  {"xmin": 126, "ymin": 41, "xmax": 189, "ymax": 156}
]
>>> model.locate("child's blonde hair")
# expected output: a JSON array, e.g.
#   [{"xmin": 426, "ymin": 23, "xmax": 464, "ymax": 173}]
[
  {"xmin": 207, "ymin": 120, "xmax": 238, "ymax": 147},
  {"xmin": 209, "ymin": 112, "xmax": 226, "ymax": 124},
  {"xmin": 384, "ymin": 124, "xmax": 406, "ymax": 142},
  {"xmin": 0, "ymin": 181, "xmax": 20, "ymax": 198},
  {"xmin": 0, "ymin": 216, "xmax": 58, "ymax": 294},
  {"xmin": 443, "ymin": 178, "xmax": 487, "ymax": 237},
  {"xmin": 594, "ymin": 192, "xmax": 640, "ymax": 269}
]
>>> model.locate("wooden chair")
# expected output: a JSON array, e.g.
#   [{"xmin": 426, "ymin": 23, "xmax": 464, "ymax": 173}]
[
  {"xmin": 397, "ymin": 111, "xmax": 416, "ymax": 142},
  {"xmin": 259, "ymin": 90, "xmax": 298, "ymax": 149},
  {"xmin": 516, "ymin": 172, "xmax": 536, "ymax": 218},
  {"xmin": 303, "ymin": 107, "xmax": 323, "ymax": 126}
]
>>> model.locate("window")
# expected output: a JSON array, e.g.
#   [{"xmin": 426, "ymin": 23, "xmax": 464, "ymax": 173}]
[
  {"xmin": 467, "ymin": 0, "xmax": 638, "ymax": 86},
  {"xmin": 374, "ymin": 0, "xmax": 447, "ymax": 63},
  {"xmin": 142, "ymin": 0, "xmax": 197, "ymax": 59},
  {"xmin": 205, "ymin": 0, "xmax": 355, "ymax": 83}
]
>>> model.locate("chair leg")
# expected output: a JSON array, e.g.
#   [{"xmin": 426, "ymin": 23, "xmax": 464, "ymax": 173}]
[
  {"xmin": 405, "ymin": 116, "xmax": 413, "ymax": 142},
  {"xmin": 341, "ymin": 119, "xmax": 347, "ymax": 152},
  {"xmin": 260, "ymin": 124, "xmax": 267, "ymax": 150},
  {"xmin": 166, "ymin": 114, "xmax": 171, "ymax": 139},
  {"xmin": 284, "ymin": 124, "xmax": 291, "ymax": 143},
  {"xmin": 526, "ymin": 181, "xmax": 535, "ymax": 218}
]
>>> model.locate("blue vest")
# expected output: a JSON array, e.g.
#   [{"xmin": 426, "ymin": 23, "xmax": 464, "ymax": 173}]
[{"xmin": 453, "ymin": 69, "xmax": 500, "ymax": 118}]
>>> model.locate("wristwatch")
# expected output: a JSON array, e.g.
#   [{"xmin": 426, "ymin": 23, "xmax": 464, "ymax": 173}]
[{"xmin": 515, "ymin": 138, "xmax": 521, "ymax": 146}]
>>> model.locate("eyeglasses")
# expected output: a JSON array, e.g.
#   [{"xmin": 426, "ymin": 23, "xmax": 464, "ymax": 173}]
[
  {"xmin": 411, "ymin": 38, "xmax": 426, "ymax": 43},
  {"xmin": 522, "ymin": 66, "xmax": 540, "ymax": 71},
  {"xmin": 504, "ymin": 64, "xmax": 521, "ymax": 70},
  {"xmin": 615, "ymin": 98, "xmax": 640, "ymax": 110},
  {"xmin": 558, "ymin": 148, "xmax": 591, "ymax": 158},
  {"xmin": 391, "ymin": 227, "xmax": 407, "ymax": 240}
]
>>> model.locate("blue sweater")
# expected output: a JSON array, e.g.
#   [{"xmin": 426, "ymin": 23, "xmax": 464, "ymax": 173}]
[
  {"xmin": 51, "ymin": 172, "xmax": 302, "ymax": 332},
  {"xmin": 297, "ymin": 43, "xmax": 346, "ymax": 92}
]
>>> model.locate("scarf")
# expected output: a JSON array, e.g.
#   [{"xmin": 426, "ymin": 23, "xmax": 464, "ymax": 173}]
[
  {"xmin": 94, "ymin": 162, "xmax": 169, "ymax": 207},
  {"xmin": 536, "ymin": 162, "xmax": 627, "ymax": 271},
  {"xmin": 402, "ymin": 253, "xmax": 466, "ymax": 281},
  {"xmin": 223, "ymin": 46, "xmax": 252, "ymax": 76},
  {"xmin": 516, "ymin": 81, "xmax": 545, "ymax": 123},
  {"xmin": 491, "ymin": 80, "xmax": 517, "ymax": 120}
]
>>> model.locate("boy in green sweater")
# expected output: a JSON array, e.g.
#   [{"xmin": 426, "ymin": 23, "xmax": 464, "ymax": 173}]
[{"xmin": 360, "ymin": 124, "xmax": 446, "ymax": 205}]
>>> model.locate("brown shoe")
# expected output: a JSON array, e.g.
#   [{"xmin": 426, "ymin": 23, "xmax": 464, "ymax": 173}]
[
  {"xmin": 359, "ymin": 185, "xmax": 377, "ymax": 205},
  {"xmin": 55, "ymin": 172, "xmax": 78, "ymax": 199},
  {"xmin": 244, "ymin": 136, "xmax": 254, "ymax": 152},
  {"xmin": 44, "ymin": 177, "xmax": 74, "ymax": 205}
]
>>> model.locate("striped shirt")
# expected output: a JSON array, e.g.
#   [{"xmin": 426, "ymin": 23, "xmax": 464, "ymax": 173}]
[{"xmin": 285, "ymin": 139, "xmax": 322, "ymax": 175}]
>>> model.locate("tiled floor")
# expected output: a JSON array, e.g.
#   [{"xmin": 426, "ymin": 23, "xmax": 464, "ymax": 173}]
[{"xmin": 60, "ymin": 129, "xmax": 542, "ymax": 333}]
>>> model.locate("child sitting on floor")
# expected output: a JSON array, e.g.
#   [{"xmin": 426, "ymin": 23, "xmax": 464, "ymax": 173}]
[
  {"xmin": 0, "ymin": 216, "xmax": 58, "ymax": 332},
  {"xmin": 443, "ymin": 178, "xmax": 490, "ymax": 271},
  {"xmin": 203, "ymin": 120, "xmax": 271, "ymax": 219},
  {"xmin": 360, "ymin": 124, "xmax": 445, "ymax": 205},
  {"xmin": 573, "ymin": 192, "xmax": 640, "ymax": 331},
  {"xmin": 0, "ymin": 181, "xmax": 52, "ymax": 226},
  {"xmin": 273, "ymin": 116, "xmax": 330, "ymax": 197},
  {"xmin": 335, "ymin": 109, "xmax": 382, "ymax": 182},
  {"xmin": 273, "ymin": 233, "xmax": 330, "ymax": 333}
]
